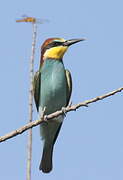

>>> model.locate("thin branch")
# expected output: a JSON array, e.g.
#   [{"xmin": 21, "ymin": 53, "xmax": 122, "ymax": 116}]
[
  {"xmin": 27, "ymin": 22, "xmax": 37, "ymax": 180},
  {"xmin": 16, "ymin": 16, "xmax": 37, "ymax": 180},
  {"xmin": 0, "ymin": 86, "xmax": 123, "ymax": 143}
]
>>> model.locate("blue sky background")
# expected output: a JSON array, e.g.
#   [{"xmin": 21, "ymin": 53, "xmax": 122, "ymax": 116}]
[{"xmin": 0, "ymin": 0, "xmax": 123, "ymax": 179}]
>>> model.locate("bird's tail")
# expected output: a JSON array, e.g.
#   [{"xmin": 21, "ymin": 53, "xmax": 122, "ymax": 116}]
[{"xmin": 39, "ymin": 143, "xmax": 54, "ymax": 173}]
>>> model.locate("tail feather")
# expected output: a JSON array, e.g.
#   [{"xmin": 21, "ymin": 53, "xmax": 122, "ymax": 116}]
[
  {"xmin": 39, "ymin": 144, "xmax": 54, "ymax": 173},
  {"xmin": 39, "ymin": 121, "xmax": 63, "ymax": 173}
]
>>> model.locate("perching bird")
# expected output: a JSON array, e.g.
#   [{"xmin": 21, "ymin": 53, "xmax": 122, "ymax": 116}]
[{"xmin": 33, "ymin": 37, "xmax": 85, "ymax": 173}]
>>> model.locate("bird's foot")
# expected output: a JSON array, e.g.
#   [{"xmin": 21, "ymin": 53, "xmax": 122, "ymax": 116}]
[
  {"xmin": 43, "ymin": 115, "xmax": 48, "ymax": 122},
  {"xmin": 68, "ymin": 101, "xmax": 72, "ymax": 107},
  {"xmin": 61, "ymin": 107, "xmax": 67, "ymax": 117}
]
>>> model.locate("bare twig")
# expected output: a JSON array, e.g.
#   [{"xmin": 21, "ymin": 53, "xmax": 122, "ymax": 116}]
[
  {"xmin": 16, "ymin": 16, "xmax": 37, "ymax": 180},
  {"xmin": 0, "ymin": 86, "xmax": 122, "ymax": 143},
  {"xmin": 27, "ymin": 22, "xmax": 37, "ymax": 180}
]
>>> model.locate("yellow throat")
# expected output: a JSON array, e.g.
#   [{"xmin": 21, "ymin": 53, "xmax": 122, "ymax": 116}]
[{"xmin": 43, "ymin": 46, "xmax": 68, "ymax": 59}]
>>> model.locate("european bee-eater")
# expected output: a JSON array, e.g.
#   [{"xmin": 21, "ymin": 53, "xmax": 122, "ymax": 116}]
[{"xmin": 33, "ymin": 37, "xmax": 85, "ymax": 173}]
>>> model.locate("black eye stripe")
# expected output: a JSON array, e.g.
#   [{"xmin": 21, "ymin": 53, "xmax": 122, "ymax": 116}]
[
  {"xmin": 42, "ymin": 41, "xmax": 64, "ymax": 54},
  {"xmin": 45, "ymin": 41, "xmax": 63, "ymax": 50},
  {"xmin": 52, "ymin": 41, "xmax": 63, "ymax": 46}
]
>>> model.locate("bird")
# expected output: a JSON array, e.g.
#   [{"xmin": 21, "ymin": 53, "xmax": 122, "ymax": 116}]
[{"xmin": 33, "ymin": 37, "xmax": 85, "ymax": 173}]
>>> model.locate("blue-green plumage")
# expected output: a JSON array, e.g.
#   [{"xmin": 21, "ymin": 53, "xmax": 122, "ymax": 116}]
[
  {"xmin": 40, "ymin": 59, "xmax": 67, "ymax": 114},
  {"xmin": 39, "ymin": 59, "xmax": 68, "ymax": 172},
  {"xmin": 33, "ymin": 58, "xmax": 72, "ymax": 173}
]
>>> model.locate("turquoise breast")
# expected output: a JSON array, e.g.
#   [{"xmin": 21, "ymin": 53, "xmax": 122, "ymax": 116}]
[{"xmin": 40, "ymin": 59, "xmax": 67, "ymax": 115}]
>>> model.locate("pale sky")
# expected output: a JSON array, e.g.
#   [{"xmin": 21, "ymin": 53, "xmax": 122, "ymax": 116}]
[{"xmin": 0, "ymin": 0, "xmax": 123, "ymax": 179}]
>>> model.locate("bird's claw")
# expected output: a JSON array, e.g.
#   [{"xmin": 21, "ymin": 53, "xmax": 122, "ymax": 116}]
[
  {"xmin": 44, "ymin": 115, "xmax": 48, "ymax": 122},
  {"xmin": 61, "ymin": 107, "xmax": 67, "ymax": 117},
  {"xmin": 68, "ymin": 101, "xmax": 72, "ymax": 107}
]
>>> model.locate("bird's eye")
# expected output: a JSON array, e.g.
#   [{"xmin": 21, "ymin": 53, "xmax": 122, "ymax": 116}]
[{"xmin": 53, "ymin": 41, "xmax": 62, "ymax": 46}]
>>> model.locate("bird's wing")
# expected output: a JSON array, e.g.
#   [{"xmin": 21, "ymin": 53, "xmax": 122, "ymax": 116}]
[
  {"xmin": 65, "ymin": 69, "xmax": 72, "ymax": 106},
  {"xmin": 33, "ymin": 70, "xmax": 41, "ymax": 111},
  {"xmin": 46, "ymin": 70, "xmax": 72, "ymax": 146}
]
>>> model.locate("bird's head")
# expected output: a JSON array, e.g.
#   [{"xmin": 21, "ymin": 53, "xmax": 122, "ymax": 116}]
[{"xmin": 40, "ymin": 37, "xmax": 85, "ymax": 65}]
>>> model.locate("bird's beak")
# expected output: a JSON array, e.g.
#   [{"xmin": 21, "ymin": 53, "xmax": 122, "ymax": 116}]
[{"xmin": 63, "ymin": 38, "xmax": 86, "ymax": 46}]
